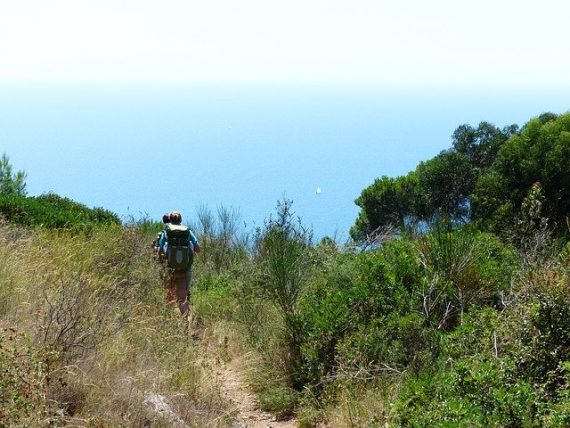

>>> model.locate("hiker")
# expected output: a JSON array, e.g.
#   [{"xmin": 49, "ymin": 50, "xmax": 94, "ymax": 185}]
[
  {"xmin": 158, "ymin": 211, "xmax": 200, "ymax": 318},
  {"xmin": 153, "ymin": 212, "xmax": 171, "ymax": 261},
  {"xmin": 153, "ymin": 212, "xmax": 176, "ymax": 301}
]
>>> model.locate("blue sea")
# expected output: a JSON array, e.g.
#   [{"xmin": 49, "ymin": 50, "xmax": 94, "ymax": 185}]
[{"xmin": 1, "ymin": 83, "xmax": 569, "ymax": 241}]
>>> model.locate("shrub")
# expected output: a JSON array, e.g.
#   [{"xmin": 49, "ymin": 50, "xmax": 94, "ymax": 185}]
[
  {"xmin": 296, "ymin": 244, "xmax": 422, "ymax": 390},
  {"xmin": 192, "ymin": 273, "xmax": 237, "ymax": 323},
  {"xmin": 416, "ymin": 225, "xmax": 515, "ymax": 330},
  {"xmin": 515, "ymin": 291, "xmax": 570, "ymax": 397},
  {"xmin": 253, "ymin": 200, "xmax": 313, "ymax": 389},
  {"xmin": 0, "ymin": 193, "xmax": 120, "ymax": 230},
  {"xmin": 0, "ymin": 153, "xmax": 27, "ymax": 196},
  {"xmin": 190, "ymin": 205, "xmax": 250, "ymax": 275},
  {"xmin": 395, "ymin": 356, "xmax": 540, "ymax": 427},
  {"xmin": 0, "ymin": 328, "xmax": 51, "ymax": 425}
]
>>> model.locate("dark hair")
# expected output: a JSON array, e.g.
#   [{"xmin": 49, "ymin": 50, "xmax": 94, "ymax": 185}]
[
  {"xmin": 169, "ymin": 211, "xmax": 182, "ymax": 225},
  {"xmin": 162, "ymin": 213, "xmax": 170, "ymax": 223}
]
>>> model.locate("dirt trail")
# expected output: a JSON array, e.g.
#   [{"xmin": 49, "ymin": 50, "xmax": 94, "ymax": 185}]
[{"xmin": 215, "ymin": 357, "xmax": 296, "ymax": 428}]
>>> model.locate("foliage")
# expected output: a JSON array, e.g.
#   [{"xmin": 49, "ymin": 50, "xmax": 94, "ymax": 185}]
[
  {"xmin": 0, "ymin": 153, "xmax": 27, "ymax": 196},
  {"xmin": 254, "ymin": 200, "xmax": 312, "ymax": 314},
  {"xmin": 352, "ymin": 121, "xmax": 516, "ymax": 239},
  {"xmin": 394, "ymin": 291, "xmax": 570, "ymax": 426},
  {"xmin": 192, "ymin": 273, "xmax": 238, "ymax": 323},
  {"xmin": 2, "ymin": 111, "xmax": 570, "ymax": 426},
  {"xmin": 516, "ymin": 292, "xmax": 570, "ymax": 395},
  {"xmin": 0, "ymin": 192, "xmax": 120, "ymax": 230},
  {"xmin": 0, "ymin": 328, "xmax": 51, "ymax": 426},
  {"xmin": 351, "ymin": 174, "xmax": 417, "ymax": 239},
  {"xmin": 416, "ymin": 225, "xmax": 516, "ymax": 330},
  {"xmin": 395, "ymin": 356, "xmax": 541, "ymax": 427},
  {"xmin": 259, "ymin": 385, "xmax": 297, "ymax": 416},
  {"xmin": 0, "ymin": 221, "xmax": 231, "ymax": 426},
  {"xmin": 296, "ymin": 247, "xmax": 417, "ymax": 388},
  {"xmin": 190, "ymin": 204, "xmax": 249, "ymax": 275},
  {"xmin": 452, "ymin": 121, "xmax": 518, "ymax": 170},
  {"xmin": 253, "ymin": 199, "xmax": 313, "ymax": 388},
  {"xmin": 414, "ymin": 150, "xmax": 475, "ymax": 221},
  {"xmin": 352, "ymin": 112, "xmax": 570, "ymax": 241},
  {"xmin": 472, "ymin": 112, "xmax": 570, "ymax": 236}
]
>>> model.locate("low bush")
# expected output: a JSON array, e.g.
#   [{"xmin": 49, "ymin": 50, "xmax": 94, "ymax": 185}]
[
  {"xmin": 395, "ymin": 356, "xmax": 540, "ymax": 427},
  {"xmin": 0, "ymin": 193, "xmax": 119, "ymax": 230},
  {"xmin": 0, "ymin": 328, "xmax": 52, "ymax": 426},
  {"xmin": 416, "ymin": 226, "xmax": 516, "ymax": 330}
]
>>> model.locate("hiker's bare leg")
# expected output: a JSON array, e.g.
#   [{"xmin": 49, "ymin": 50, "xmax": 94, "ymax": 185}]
[
  {"xmin": 164, "ymin": 268, "xmax": 176, "ymax": 303},
  {"xmin": 174, "ymin": 271, "xmax": 189, "ymax": 318}
]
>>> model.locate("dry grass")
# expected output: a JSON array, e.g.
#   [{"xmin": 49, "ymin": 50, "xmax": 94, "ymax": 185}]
[
  {"xmin": 0, "ymin": 221, "xmax": 233, "ymax": 426},
  {"xmin": 298, "ymin": 378, "xmax": 399, "ymax": 428}
]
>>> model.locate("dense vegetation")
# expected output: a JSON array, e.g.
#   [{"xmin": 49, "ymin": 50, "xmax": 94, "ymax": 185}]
[
  {"xmin": 351, "ymin": 112, "xmax": 570, "ymax": 240},
  {"xmin": 0, "ymin": 193, "xmax": 120, "ymax": 230},
  {"xmin": 0, "ymin": 220, "xmax": 232, "ymax": 426},
  {"xmin": 1, "ymin": 112, "xmax": 569, "ymax": 426},
  {"xmin": 192, "ymin": 198, "xmax": 568, "ymax": 426}
]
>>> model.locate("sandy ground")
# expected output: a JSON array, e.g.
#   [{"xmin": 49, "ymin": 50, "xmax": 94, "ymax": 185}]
[{"xmin": 216, "ymin": 357, "xmax": 297, "ymax": 428}]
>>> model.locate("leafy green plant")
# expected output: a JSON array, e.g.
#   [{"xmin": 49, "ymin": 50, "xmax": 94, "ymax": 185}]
[
  {"xmin": 516, "ymin": 291, "xmax": 570, "ymax": 396},
  {"xmin": 0, "ymin": 153, "xmax": 27, "ymax": 196},
  {"xmin": 472, "ymin": 112, "xmax": 570, "ymax": 237},
  {"xmin": 395, "ymin": 356, "xmax": 540, "ymax": 427},
  {"xmin": 0, "ymin": 328, "xmax": 51, "ymax": 426},
  {"xmin": 416, "ymin": 225, "xmax": 515, "ymax": 330},
  {"xmin": 0, "ymin": 192, "xmax": 119, "ymax": 230},
  {"xmin": 254, "ymin": 199, "xmax": 313, "ymax": 389}
]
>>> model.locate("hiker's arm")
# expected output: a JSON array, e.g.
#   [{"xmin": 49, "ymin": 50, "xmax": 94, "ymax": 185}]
[
  {"xmin": 189, "ymin": 231, "xmax": 201, "ymax": 254},
  {"xmin": 158, "ymin": 232, "xmax": 166, "ymax": 254}
]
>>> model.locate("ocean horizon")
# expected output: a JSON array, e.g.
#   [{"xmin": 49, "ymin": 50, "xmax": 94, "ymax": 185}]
[{"xmin": 2, "ymin": 83, "xmax": 569, "ymax": 241}]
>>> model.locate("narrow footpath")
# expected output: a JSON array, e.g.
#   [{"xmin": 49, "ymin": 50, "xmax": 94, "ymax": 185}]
[{"xmin": 215, "ymin": 357, "xmax": 297, "ymax": 428}]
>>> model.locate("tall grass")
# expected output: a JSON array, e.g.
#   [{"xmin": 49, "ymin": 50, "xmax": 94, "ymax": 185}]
[{"xmin": 0, "ymin": 220, "xmax": 232, "ymax": 426}]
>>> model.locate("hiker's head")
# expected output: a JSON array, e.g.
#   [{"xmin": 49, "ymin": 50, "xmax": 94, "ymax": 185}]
[
  {"xmin": 169, "ymin": 211, "xmax": 182, "ymax": 225},
  {"xmin": 162, "ymin": 213, "xmax": 170, "ymax": 224}
]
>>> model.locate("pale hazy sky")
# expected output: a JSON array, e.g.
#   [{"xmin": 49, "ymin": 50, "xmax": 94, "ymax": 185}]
[{"xmin": 0, "ymin": 0, "xmax": 569, "ymax": 85}]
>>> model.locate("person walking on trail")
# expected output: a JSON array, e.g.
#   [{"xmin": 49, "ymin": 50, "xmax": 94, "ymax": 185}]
[
  {"xmin": 153, "ymin": 212, "xmax": 176, "ymax": 301},
  {"xmin": 158, "ymin": 211, "xmax": 200, "ymax": 319},
  {"xmin": 153, "ymin": 212, "xmax": 171, "ymax": 261}
]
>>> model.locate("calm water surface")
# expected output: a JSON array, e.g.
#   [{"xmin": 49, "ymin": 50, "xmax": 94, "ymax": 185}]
[{"xmin": 1, "ymin": 84, "xmax": 569, "ymax": 240}]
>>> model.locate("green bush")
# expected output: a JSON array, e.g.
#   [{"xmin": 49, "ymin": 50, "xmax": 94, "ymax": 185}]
[
  {"xmin": 395, "ymin": 292, "xmax": 570, "ymax": 427},
  {"xmin": 516, "ymin": 291, "xmax": 570, "ymax": 396},
  {"xmin": 253, "ymin": 200, "xmax": 313, "ymax": 389},
  {"xmin": 0, "ymin": 153, "xmax": 27, "ymax": 196},
  {"xmin": 395, "ymin": 356, "xmax": 540, "ymax": 427},
  {"xmin": 258, "ymin": 385, "xmax": 297, "ymax": 416},
  {"xmin": 0, "ymin": 329, "xmax": 51, "ymax": 425},
  {"xmin": 295, "ymin": 244, "xmax": 421, "ymax": 389},
  {"xmin": 0, "ymin": 193, "xmax": 120, "ymax": 230},
  {"xmin": 336, "ymin": 313, "xmax": 437, "ymax": 377},
  {"xmin": 541, "ymin": 362, "xmax": 570, "ymax": 427},
  {"xmin": 416, "ymin": 226, "xmax": 516, "ymax": 330},
  {"xmin": 191, "ymin": 205, "xmax": 250, "ymax": 275}
]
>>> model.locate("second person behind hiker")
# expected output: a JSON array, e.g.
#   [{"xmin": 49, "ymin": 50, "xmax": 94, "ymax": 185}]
[
  {"xmin": 154, "ymin": 212, "xmax": 171, "ymax": 261},
  {"xmin": 158, "ymin": 211, "xmax": 200, "ymax": 318}
]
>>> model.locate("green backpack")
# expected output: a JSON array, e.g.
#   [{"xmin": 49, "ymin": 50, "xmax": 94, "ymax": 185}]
[{"xmin": 165, "ymin": 224, "xmax": 194, "ymax": 270}]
